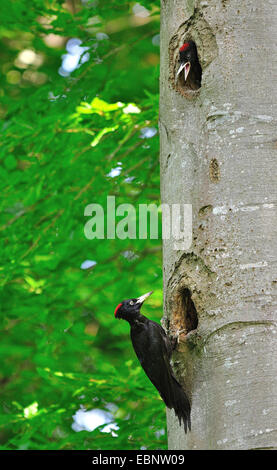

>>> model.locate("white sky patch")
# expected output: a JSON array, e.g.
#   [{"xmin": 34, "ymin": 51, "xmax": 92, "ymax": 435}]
[
  {"xmin": 80, "ymin": 260, "xmax": 97, "ymax": 270},
  {"xmin": 106, "ymin": 166, "xmax": 122, "ymax": 178},
  {"xmin": 124, "ymin": 176, "xmax": 135, "ymax": 183},
  {"xmin": 139, "ymin": 127, "xmax": 157, "ymax": 139},
  {"xmin": 72, "ymin": 407, "xmax": 118, "ymax": 435},
  {"xmin": 59, "ymin": 38, "xmax": 90, "ymax": 77}
]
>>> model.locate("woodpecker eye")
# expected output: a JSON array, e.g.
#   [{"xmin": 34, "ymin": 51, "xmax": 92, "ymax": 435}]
[{"xmin": 129, "ymin": 300, "xmax": 134, "ymax": 305}]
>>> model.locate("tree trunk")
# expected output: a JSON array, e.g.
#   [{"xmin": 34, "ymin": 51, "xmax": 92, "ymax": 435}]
[{"xmin": 160, "ymin": 0, "xmax": 277, "ymax": 450}]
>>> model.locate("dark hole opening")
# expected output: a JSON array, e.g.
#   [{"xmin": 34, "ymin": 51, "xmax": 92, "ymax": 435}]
[{"xmin": 178, "ymin": 287, "xmax": 198, "ymax": 334}]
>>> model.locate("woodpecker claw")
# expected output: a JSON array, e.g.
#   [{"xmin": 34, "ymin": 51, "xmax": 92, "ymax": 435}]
[
  {"xmin": 169, "ymin": 328, "xmax": 187, "ymax": 348},
  {"xmin": 175, "ymin": 328, "xmax": 187, "ymax": 343}
]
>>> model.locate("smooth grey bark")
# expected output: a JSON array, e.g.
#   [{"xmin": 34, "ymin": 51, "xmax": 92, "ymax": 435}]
[{"xmin": 160, "ymin": 0, "xmax": 277, "ymax": 450}]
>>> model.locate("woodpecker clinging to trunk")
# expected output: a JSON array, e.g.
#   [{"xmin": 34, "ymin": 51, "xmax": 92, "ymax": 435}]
[
  {"xmin": 176, "ymin": 41, "xmax": 202, "ymax": 89},
  {"xmin": 114, "ymin": 291, "xmax": 191, "ymax": 432}
]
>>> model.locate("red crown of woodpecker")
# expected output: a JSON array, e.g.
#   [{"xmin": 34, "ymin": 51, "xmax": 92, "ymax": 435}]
[
  {"xmin": 179, "ymin": 42, "xmax": 190, "ymax": 52},
  {"xmin": 114, "ymin": 303, "xmax": 122, "ymax": 317}
]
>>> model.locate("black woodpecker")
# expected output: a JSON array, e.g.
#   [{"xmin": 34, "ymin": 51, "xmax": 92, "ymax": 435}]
[{"xmin": 114, "ymin": 291, "xmax": 191, "ymax": 432}]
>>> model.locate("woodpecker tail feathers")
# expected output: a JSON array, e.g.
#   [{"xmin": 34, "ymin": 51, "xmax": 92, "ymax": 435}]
[{"xmin": 161, "ymin": 376, "xmax": 191, "ymax": 433}]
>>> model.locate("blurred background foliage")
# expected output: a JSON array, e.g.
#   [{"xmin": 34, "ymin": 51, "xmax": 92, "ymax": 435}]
[{"xmin": 0, "ymin": 0, "xmax": 165, "ymax": 450}]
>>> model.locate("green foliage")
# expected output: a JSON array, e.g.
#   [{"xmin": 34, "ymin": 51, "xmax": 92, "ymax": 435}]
[{"xmin": 0, "ymin": 0, "xmax": 164, "ymax": 450}]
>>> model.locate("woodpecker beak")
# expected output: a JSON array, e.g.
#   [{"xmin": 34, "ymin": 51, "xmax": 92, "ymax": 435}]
[
  {"xmin": 136, "ymin": 291, "xmax": 153, "ymax": 305},
  {"xmin": 176, "ymin": 61, "xmax": 191, "ymax": 82}
]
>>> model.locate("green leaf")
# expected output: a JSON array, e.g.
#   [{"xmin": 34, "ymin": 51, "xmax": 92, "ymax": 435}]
[{"xmin": 4, "ymin": 155, "xmax": 17, "ymax": 170}]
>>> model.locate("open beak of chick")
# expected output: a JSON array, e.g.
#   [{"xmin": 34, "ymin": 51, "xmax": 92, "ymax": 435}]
[{"xmin": 176, "ymin": 61, "xmax": 191, "ymax": 83}]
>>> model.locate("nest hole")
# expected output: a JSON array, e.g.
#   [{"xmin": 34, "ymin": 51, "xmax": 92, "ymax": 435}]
[{"xmin": 174, "ymin": 287, "xmax": 198, "ymax": 334}]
